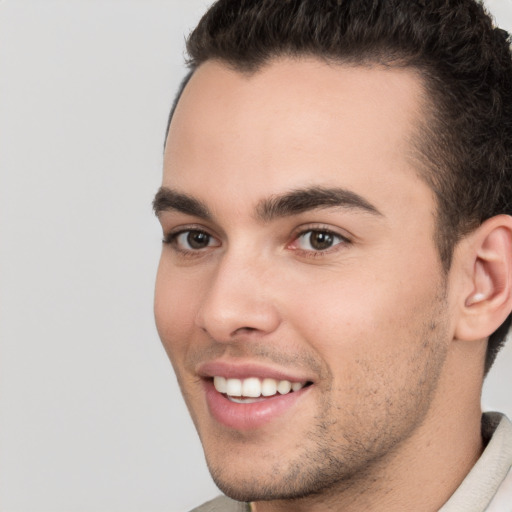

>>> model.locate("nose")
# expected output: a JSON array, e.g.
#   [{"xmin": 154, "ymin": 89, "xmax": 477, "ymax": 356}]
[{"xmin": 195, "ymin": 251, "xmax": 281, "ymax": 343}]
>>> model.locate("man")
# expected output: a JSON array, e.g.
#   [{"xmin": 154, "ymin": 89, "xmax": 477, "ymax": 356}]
[{"xmin": 153, "ymin": 0, "xmax": 512, "ymax": 510}]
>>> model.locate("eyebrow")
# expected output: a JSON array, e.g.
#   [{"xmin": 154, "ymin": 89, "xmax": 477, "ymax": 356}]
[
  {"xmin": 255, "ymin": 186, "xmax": 382, "ymax": 221},
  {"xmin": 152, "ymin": 185, "xmax": 382, "ymax": 221},
  {"xmin": 153, "ymin": 187, "xmax": 211, "ymax": 219}
]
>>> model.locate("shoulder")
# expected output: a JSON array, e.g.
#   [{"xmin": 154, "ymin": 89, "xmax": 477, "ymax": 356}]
[{"xmin": 189, "ymin": 495, "xmax": 249, "ymax": 512}]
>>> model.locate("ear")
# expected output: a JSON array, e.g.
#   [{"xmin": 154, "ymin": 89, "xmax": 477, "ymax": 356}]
[{"xmin": 454, "ymin": 215, "xmax": 512, "ymax": 342}]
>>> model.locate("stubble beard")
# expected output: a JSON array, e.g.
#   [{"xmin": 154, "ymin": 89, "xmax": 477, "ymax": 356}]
[{"xmin": 202, "ymin": 296, "xmax": 450, "ymax": 505}]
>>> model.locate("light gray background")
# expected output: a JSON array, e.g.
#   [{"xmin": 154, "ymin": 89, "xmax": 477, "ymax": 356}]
[{"xmin": 1, "ymin": 1, "xmax": 511, "ymax": 511}]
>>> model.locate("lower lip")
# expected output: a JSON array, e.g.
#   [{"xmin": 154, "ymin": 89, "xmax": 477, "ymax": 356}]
[{"xmin": 204, "ymin": 380, "xmax": 310, "ymax": 430}]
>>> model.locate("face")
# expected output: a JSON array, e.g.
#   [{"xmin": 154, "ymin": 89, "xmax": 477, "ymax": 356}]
[{"xmin": 155, "ymin": 59, "xmax": 454, "ymax": 502}]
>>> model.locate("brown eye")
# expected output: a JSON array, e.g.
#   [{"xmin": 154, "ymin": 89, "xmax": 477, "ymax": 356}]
[
  {"xmin": 173, "ymin": 230, "xmax": 220, "ymax": 251},
  {"xmin": 308, "ymin": 231, "xmax": 335, "ymax": 250},
  {"xmin": 187, "ymin": 231, "xmax": 211, "ymax": 249},
  {"xmin": 295, "ymin": 230, "xmax": 345, "ymax": 252}
]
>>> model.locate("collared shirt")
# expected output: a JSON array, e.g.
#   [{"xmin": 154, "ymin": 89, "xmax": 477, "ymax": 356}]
[
  {"xmin": 440, "ymin": 412, "xmax": 512, "ymax": 511},
  {"xmin": 191, "ymin": 412, "xmax": 512, "ymax": 512}
]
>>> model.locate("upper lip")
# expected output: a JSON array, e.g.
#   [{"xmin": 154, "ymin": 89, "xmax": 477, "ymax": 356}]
[{"xmin": 197, "ymin": 360, "xmax": 314, "ymax": 383}]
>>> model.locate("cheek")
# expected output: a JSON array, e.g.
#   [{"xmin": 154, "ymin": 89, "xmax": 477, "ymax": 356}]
[
  {"xmin": 283, "ymin": 266, "xmax": 448, "ymax": 441},
  {"xmin": 154, "ymin": 258, "xmax": 201, "ymax": 363},
  {"xmin": 281, "ymin": 251, "xmax": 445, "ymax": 376}
]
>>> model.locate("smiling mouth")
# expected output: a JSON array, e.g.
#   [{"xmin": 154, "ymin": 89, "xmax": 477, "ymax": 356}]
[{"xmin": 212, "ymin": 376, "xmax": 313, "ymax": 404}]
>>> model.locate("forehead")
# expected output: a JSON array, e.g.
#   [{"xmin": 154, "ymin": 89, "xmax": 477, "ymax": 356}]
[{"xmin": 163, "ymin": 58, "xmax": 432, "ymax": 218}]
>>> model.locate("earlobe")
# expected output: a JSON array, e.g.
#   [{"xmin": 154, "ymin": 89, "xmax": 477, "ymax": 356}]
[{"xmin": 455, "ymin": 215, "xmax": 512, "ymax": 342}]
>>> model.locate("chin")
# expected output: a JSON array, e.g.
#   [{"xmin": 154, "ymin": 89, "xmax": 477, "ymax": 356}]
[
  {"xmin": 204, "ymin": 445, "xmax": 357, "ymax": 504},
  {"xmin": 209, "ymin": 473, "xmax": 313, "ymax": 503}
]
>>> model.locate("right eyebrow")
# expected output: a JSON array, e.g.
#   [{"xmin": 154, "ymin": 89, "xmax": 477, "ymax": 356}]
[{"xmin": 152, "ymin": 187, "xmax": 211, "ymax": 220}]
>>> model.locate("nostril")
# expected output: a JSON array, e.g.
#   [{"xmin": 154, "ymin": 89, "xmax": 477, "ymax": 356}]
[{"xmin": 233, "ymin": 326, "xmax": 258, "ymax": 334}]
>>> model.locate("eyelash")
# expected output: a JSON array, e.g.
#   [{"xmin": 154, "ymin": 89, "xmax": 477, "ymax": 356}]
[
  {"xmin": 163, "ymin": 227, "xmax": 218, "ymax": 256},
  {"xmin": 162, "ymin": 225, "xmax": 351, "ymax": 258},
  {"xmin": 289, "ymin": 226, "xmax": 351, "ymax": 257}
]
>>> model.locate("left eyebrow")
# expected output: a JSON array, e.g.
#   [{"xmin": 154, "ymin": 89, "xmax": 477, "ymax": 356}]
[{"xmin": 255, "ymin": 186, "xmax": 383, "ymax": 222}]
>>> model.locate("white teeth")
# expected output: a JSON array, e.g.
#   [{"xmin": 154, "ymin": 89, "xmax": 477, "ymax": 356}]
[
  {"xmin": 261, "ymin": 378, "xmax": 277, "ymax": 397},
  {"xmin": 213, "ymin": 376, "xmax": 227, "ymax": 393},
  {"xmin": 242, "ymin": 377, "xmax": 261, "ymax": 398},
  {"xmin": 213, "ymin": 376, "xmax": 306, "ymax": 398},
  {"xmin": 277, "ymin": 380, "xmax": 292, "ymax": 394},
  {"xmin": 291, "ymin": 382, "xmax": 303, "ymax": 392},
  {"xmin": 226, "ymin": 378, "xmax": 242, "ymax": 396}
]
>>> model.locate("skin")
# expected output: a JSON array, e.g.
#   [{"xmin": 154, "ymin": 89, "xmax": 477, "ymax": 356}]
[{"xmin": 154, "ymin": 59, "xmax": 487, "ymax": 511}]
